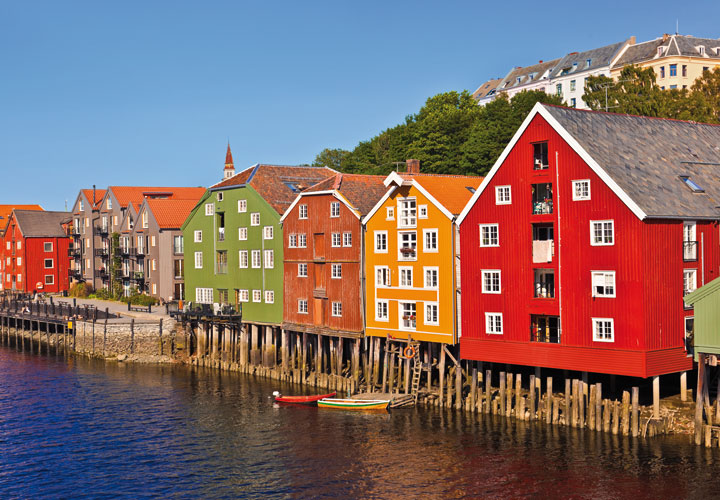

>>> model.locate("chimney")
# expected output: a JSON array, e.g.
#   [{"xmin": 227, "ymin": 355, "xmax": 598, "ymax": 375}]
[
  {"xmin": 406, "ymin": 159, "xmax": 420, "ymax": 175},
  {"xmin": 629, "ymin": 35, "xmax": 636, "ymax": 45},
  {"xmin": 539, "ymin": 60, "xmax": 543, "ymax": 63},
  {"xmin": 93, "ymin": 184, "xmax": 96, "ymax": 206},
  {"xmin": 663, "ymin": 33, "xmax": 670, "ymax": 41}
]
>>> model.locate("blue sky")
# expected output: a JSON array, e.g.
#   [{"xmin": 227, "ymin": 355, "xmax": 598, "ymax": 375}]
[{"xmin": 2, "ymin": 1, "xmax": 719, "ymax": 210}]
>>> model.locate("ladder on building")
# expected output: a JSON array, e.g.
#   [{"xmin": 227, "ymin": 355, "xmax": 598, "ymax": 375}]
[{"xmin": 408, "ymin": 343, "xmax": 422, "ymax": 403}]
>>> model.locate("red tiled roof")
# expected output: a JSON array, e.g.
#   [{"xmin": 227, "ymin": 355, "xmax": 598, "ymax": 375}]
[
  {"xmin": 81, "ymin": 189, "xmax": 106, "ymax": 209},
  {"xmin": 304, "ymin": 174, "xmax": 388, "ymax": 215},
  {"xmin": 145, "ymin": 198, "xmax": 202, "ymax": 229},
  {"xmin": 400, "ymin": 173, "xmax": 482, "ymax": 215},
  {"xmin": 109, "ymin": 186, "xmax": 207, "ymax": 208},
  {"xmin": 0, "ymin": 204, "xmax": 43, "ymax": 222}
]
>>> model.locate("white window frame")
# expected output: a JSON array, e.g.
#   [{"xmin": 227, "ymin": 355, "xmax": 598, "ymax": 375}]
[
  {"xmin": 342, "ymin": 232, "xmax": 352, "ymax": 247},
  {"xmin": 298, "ymin": 263, "xmax": 308, "ymax": 277},
  {"xmin": 331, "ymin": 263, "xmax": 342, "ymax": 279},
  {"xmin": 425, "ymin": 302, "xmax": 439, "ymax": 326},
  {"xmin": 398, "ymin": 197, "xmax": 417, "ymax": 228},
  {"xmin": 375, "ymin": 266, "xmax": 390, "ymax": 287},
  {"xmin": 330, "ymin": 202, "xmax": 340, "ymax": 218},
  {"xmin": 684, "ymin": 269, "xmax": 697, "ymax": 295},
  {"xmin": 265, "ymin": 290, "xmax": 274, "ymax": 304},
  {"xmin": 331, "ymin": 232, "xmax": 341, "ymax": 247},
  {"xmin": 485, "ymin": 312, "xmax": 503, "ymax": 335},
  {"xmin": 298, "ymin": 234, "xmax": 307, "ymax": 248},
  {"xmin": 399, "ymin": 266, "xmax": 413, "ymax": 288},
  {"xmin": 374, "ymin": 231, "xmax": 388, "ymax": 253},
  {"xmin": 239, "ymin": 227, "xmax": 248, "ymax": 240},
  {"xmin": 238, "ymin": 289, "xmax": 249, "ymax": 302},
  {"xmin": 386, "ymin": 207, "xmax": 395, "ymax": 220},
  {"xmin": 264, "ymin": 249, "xmax": 274, "ymax": 269},
  {"xmin": 250, "ymin": 213, "xmax": 260, "ymax": 226},
  {"xmin": 217, "ymin": 191, "xmax": 224, "ymax": 202},
  {"xmin": 479, "ymin": 224, "xmax": 499, "ymax": 247},
  {"xmin": 194, "ymin": 252, "xmax": 203, "ymax": 269},
  {"xmin": 239, "ymin": 250, "xmax": 248, "ymax": 268},
  {"xmin": 238, "ymin": 199, "xmax": 247, "ymax": 212},
  {"xmin": 375, "ymin": 300, "xmax": 389, "ymax": 321},
  {"xmin": 591, "ymin": 271, "xmax": 616, "ymax": 298},
  {"xmin": 398, "ymin": 231, "xmax": 417, "ymax": 261},
  {"xmin": 423, "ymin": 229, "xmax": 438, "ymax": 253},
  {"xmin": 590, "ymin": 220, "xmax": 614, "ymax": 246},
  {"xmin": 495, "ymin": 185, "xmax": 511, "ymax": 205},
  {"xmin": 572, "ymin": 179, "xmax": 591, "ymax": 201},
  {"xmin": 299, "ymin": 204, "xmax": 308, "ymax": 219},
  {"xmin": 288, "ymin": 234, "xmax": 297, "ymax": 248},
  {"xmin": 205, "ymin": 203, "xmax": 214, "ymax": 216},
  {"xmin": 45, "ymin": 274, "xmax": 54, "ymax": 285},
  {"xmin": 481, "ymin": 270, "xmax": 501, "ymax": 294},
  {"xmin": 252, "ymin": 290, "xmax": 262, "ymax": 303},
  {"xmin": 331, "ymin": 301, "xmax": 342, "ymax": 317},
  {"xmin": 196, "ymin": 287, "xmax": 213, "ymax": 304},
  {"xmin": 151, "ymin": 235, "xmax": 156, "ymax": 247},
  {"xmin": 44, "ymin": 242, "xmax": 53, "ymax": 252},
  {"xmin": 399, "ymin": 302, "xmax": 417, "ymax": 330},
  {"xmin": 44, "ymin": 258, "xmax": 54, "ymax": 269},
  {"xmin": 194, "ymin": 230, "xmax": 202, "ymax": 243},
  {"xmin": 251, "ymin": 250, "xmax": 261, "ymax": 269},
  {"xmin": 298, "ymin": 299, "xmax": 308, "ymax": 314},
  {"xmin": 592, "ymin": 318, "xmax": 614, "ymax": 342},
  {"xmin": 418, "ymin": 204, "xmax": 428, "ymax": 219},
  {"xmin": 17, "ymin": 257, "xmax": 22, "ymax": 266},
  {"xmin": 263, "ymin": 226, "xmax": 274, "ymax": 240},
  {"xmin": 424, "ymin": 266, "xmax": 439, "ymax": 289}
]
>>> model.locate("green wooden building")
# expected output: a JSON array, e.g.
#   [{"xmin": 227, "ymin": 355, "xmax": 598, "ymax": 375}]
[{"xmin": 684, "ymin": 276, "xmax": 720, "ymax": 361}]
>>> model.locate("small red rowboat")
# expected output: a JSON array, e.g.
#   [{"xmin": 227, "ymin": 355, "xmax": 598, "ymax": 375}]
[{"xmin": 272, "ymin": 391, "xmax": 337, "ymax": 405}]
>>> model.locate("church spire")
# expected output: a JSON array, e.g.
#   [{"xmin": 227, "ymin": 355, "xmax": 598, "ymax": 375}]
[{"xmin": 223, "ymin": 142, "xmax": 235, "ymax": 179}]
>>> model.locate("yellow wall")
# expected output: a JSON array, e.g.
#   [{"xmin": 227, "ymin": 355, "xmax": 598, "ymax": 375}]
[
  {"xmin": 611, "ymin": 56, "xmax": 720, "ymax": 90},
  {"xmin": 364, "ymin": 184, "xmax": 457, "ymax": 344}
]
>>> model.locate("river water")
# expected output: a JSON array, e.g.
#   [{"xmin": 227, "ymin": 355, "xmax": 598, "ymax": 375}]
[{"xmin": 0, "ymin": 347, "xmax": 718, "ymax": 499}]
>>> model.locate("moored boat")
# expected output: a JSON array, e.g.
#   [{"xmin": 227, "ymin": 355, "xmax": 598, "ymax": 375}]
[
  {"xmin": 317, "ymin": 398, "xmax": 390, "ymax": 411},
  {"xmin": 272, "ymin": 391, "xmax": 337, "ymax": 405}
]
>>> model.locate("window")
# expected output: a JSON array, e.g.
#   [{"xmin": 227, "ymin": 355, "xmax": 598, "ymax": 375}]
[
  {"xmin": 698, "ymin": 46, "xmax": 706, "ymax": 56},
  {"xmin": 485, "ymin": 313, "xmax": 503, "ymax": 334},
  {"xmin": 479, "ymin": 224, "xmax": 499, "ymax": 247},
  {"xmin": 217, "ymin": 191, "xmax": 224, "ymax": 202},
  {"xmin": 151, "ymin": 236, "xmax": 156, "ymax": 247},
  {"xmin": 265, "ymin": 290, "xmax": 274, "ymax": 304},
  {"xmin": 79, "ymin": 200, "xmax": 84, "ymax": 211},
  {"xmin": 386, "ymin": 207, "xmax": 395, "ymax": 220},
  {"xmin": 194, "ymin": 252, "xmax": 203, "ymax": 269},
  {"xmin": 152, "ymin": 259, "xmax": 157, "ymax": 271},
  {"xmin": 533, "ymin": 142, "xmax": 549, "ymax": 169},
  {"xmin": 298, "ymin": 263, "xmax": 308, "ymax": 277},
  {"xmin": 669, "ymin": 64, "xmax": 677, "ymax": 77},
  {"xmin": 16, "ymin": 257, "xmax": 23, "ymax": 266},
  {"xmin": 196, "ymin": 288, "xmax": 213, "ymax": 304},
  {"xmin": 86, "ymin": 238, "xmax": 90, "ymax": 248},
  {"xmin": 398, "ymin": 198, "xmax": 417, "ymax": 228},
  {"xmin": 572, "ymin": 180, "xmax": 590, "ymax": 200},
  {"xmin": 330, "ymin": 202, "xmax": 340, "ymax": 217},
  {"xmin": 570, "ymin": 98, "xmax": 577, "ymax": 108},
  {"xmin": 142, "ymin": 211, "xmax": 148, "ymax": 229},
  {"xmin": 682, "ymin": 65, "xmax": 687, "ymax": 77},
  {"xmin": 264, "ymin": 249, "xmax": 274, "ymax": 269},
  {"xmin": 174, "ymin": 259, "xmax": 183, "ymax": 279},
  {"xmin": 250, "ymin": 213, "xmax": 260, "ymax": 226},
  {"xmin": 194, "ymin": 230, "xmax": 202, "ymax": 243},
  {"xmin": 482, "ymin": 270, "xmax": 501, "ymax": 294},
  {"xmin": 238, "ymin": 199, "xmax": 247, "ymax": 212},
  {"xmin": 44, "ymin": 242, "xmax": 53, "ymax": 252},
  {"xmin": 425, "ymin": 303, "xmax": 439, "ymax": 326},
  {"xmin": 263, "ymin": 226, "xmax": 273, "ymax": 240},
  {"xmin": 205, "ymin": 203, "xmax": 214, "ymax": 216},
  {"xmin": 343, "ymin": 232, "xmax": 352, "ymax": 247},
  {"xmin": 568, "ymin": 79, "xmax": 576, "ymax": 92},
  {"xmin": 17, "ymin": 274, "xmax": 21, "ymax": 283},
  {"xmin": 423, "ymin": 229, "xmax": 438, "ymax": 252},
  {"xmin": 684, "ymin": 269, "xmax": 697, "ymax": 296},
  {"xmin": 590, "ymin": 220, "xmax": 614, "ymax": 246},
  {"xmin": 592, "ymin": 318, "xmax": 614, "ymax": 342},
  {"xmin": 298, "ymin": 299, "xmax": 308, "ymax": 314},
  {"xmin": 239, "ymin": 250, "xmax": 248, "ymax": 268},
  {"xmin": 670, "ymin": 85, "xmax": 677, "ymax": 89},
  {"xmin": 591, "ymin": 271, "xmax": 616, "ymax": 297},
  {"xmin": 331, "ymin": 263, "xmax": 342, "ymax": 279},
  {"xmin": 239, "ymin": 227, "xmax": 248, "ymax": 240},
  {"xmin": 332, "ymin": 302, "xmax": 342, "ymax": 317},
  {"xmin": 5, "ymin": 242, "xmax": 9, "ymax": 250},
  {"xmin": 398, "ymin": 231, "xmax": 417, "ymax": 260},
  {"xmin": 376, "ymin": 300, "xmax": 389, "ymax": 321},
  {"xmin": 299, "ymin": 204, "xmax": 308, "ymax": 219},
  {"xmin": 216, "ymin": 251, "xmax": 227, "ymax": 274},
  {"xmin": 684, "ymin": 222, "xmax": 697, "ymax": 261},
  {"xmin": 238, "ymin": 290, "xmax": 249, "ymax": 302},
  {"xmin": 107, "ymin": 198, "xmax": 112, "ymax": 209},
  {"xmin": 400, "ymin": 302, "xmax": 416, "ymax": 330},
  {"xmin": 174, "ymin": 235, "xmax": 184, "ymax": 254},
  {"xmin": 289, "ymin": 234, "xmax": 297, "ymax": 248},
  {"xmin": 400, "ymin": 267, "xmax": 413, "ymax": 287},
  {"xmin": 555, "ymin": 83, "xmax": 562, "ymax": 96},
  {"xmin": 375, "ymin": 231, "xmax": 388, "ymax": 253},
  {"xmin": 331, "ymin": 232, "xmax": 341, "ymax": 247},
  {"xmin": 253, "ymin": 290, "xmax": 262, "ymax": 302},
  {"xmin": 680, "ymin": 176, "xmax": 704, "ymax": 193},
  {"xmin": 16, "ymin": 241, "xmax": 21, "ymax": 250},
  {"xmin": 45, "ymin": 275, "xmax": 54, "ymax": 285},
  {"xmin": 495, "ymin": 186, "xmax": 511, "ymax": 205},
  {"xmin": 376, "ymin": 266, "xmax": 390, "ymax": 286},
  {"xmin": 425, "ymin": 267, "xmax": 438, "ymax": 288},
  {"xmin": 418, "ymin": 205, "xmax": 428, "ymax": 219},
  {"xmin": 251, "ymin": 250, "xmax": 261, "ymax": 268},
  {"xmin": 152, "ymin": 283, "xmax": 157, "ymax": 295},
  {"xmin": 298, "ymin": 234, "xmax": 307, "ymax": 248}
]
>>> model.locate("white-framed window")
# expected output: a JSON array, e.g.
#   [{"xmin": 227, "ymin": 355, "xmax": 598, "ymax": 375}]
[
  {"xmin": 238, "ymin": 199, "xmax": 247, "ymax": 212},
  {"xmin": 398, "ymin": 231, "xmax": 417, "ymax": 260},
  {"xmin": 78, "ymin": 200, "xmax": 84, "ymax": 211},
  {"xmin": 44, "ymin": 242, "xmax": 53, "ymax": 252},
  {"xmin": 217, "ymin": 191, "xmax": 224, "ymax": 202},
  {"xmin": 331, "ymin": 232, "xmax": 341, "ymax": 247},
  {"xmin": 86, "ymin": 238, "xmax": 90, "ymax": 248},
  {"xmin": 376, "ymin": 300, "xmax": 389, "ymax": 321},
  {"xmin": 263, "ymin": 226, "xmax": 274, "ymax": 240},
  {"xmin": 376, "ymin": 266, "xmax": 390, "ymax": 286},
  {"xmin": 107, "ymin": 198, "xmax": 112, "ymax": 209},
  {"xmin": 151, "ymin": 235, "xmax": 156, "ymax": 247},
  {"xmin": 298, "ymin": 299, "xmax": 308, "ymax": 314},
  {"xmin": 17, "ymin": 274, "xmax": 21, "ymax": 283},
  {"xmin": 194, "ymin": 252, "xmax": 203, "ymax": 269},
  {"xmin": 298, "ymin": 234, "xmax": 307, "ymax": 248},
  {"xmin": 194, "ymin": 230, "xmax": 202, "ymax": 243},
  {"xmin": 250, "ymin": 213, "xmax": 260, "ymax": 226},
  {"xmin": 590, "ymin": 220, "xmax": 614, "ymax": 246},
  {"xmin": 17, "ymin": 257, "xmax": 22, "ymax": 266},
  {"xmin": 423, "ymin": 229, "xmax": 438, "ymax": 253},
  {"xmin": 480, "ymin": 224, "xmax": 499, "ymax": 247},
  {"xmin": 151, "ymin": 259, "xmax": 157, "ymax": 271},
  {"xmin": 591, "ymin": 271, "xmax": 616, "ymax": 297},
  {"xmin": 332, "ymin": 301, "xmax": 342, "ymax": 317},
  {"xmin": 253, "ymin": 290, "xmax": 262, "ymax": 302},
  {"xmin": 398, "ymin": 198, "xmax": 417, "ymax": 228},
  {"xmin": 142, "ymin": 211, "xmax": 149, "ymax": 229},
  {"xmin": 239, "ymin": 227, "xmax": 248, "ymax": 240},
  {"xmin": 251, "ymin": 250, "xmax": 261, "ymax": 268},
  {"xmin": 239, "ymin": 250, "xmax": 248, "ymax": 268},
  {"xmin": 44, "ymin": 258, "xmax": 54, "ymax": 269},
  {"xmin": 265, "ymin": 290, "xmax": 274, "ymax": 304},
  {"xmin": 196, "ymin": 287, "xmax": 213, "ymax": 304},
  {"xmin": 238, "ymin": 289, "xmax": 249, "ymax": 302},
  {"xmin": 289, "ymin": 234, "xmax": 297, "ymax": 248},
  {"xmin": 152, "ymin": 283, "xmax": 157, "ymax": 294},
  {"xmin": 386, "ymin": 207, "xmax": 395, "ymax": 220},
  {"xmin": 205, "ymin": 203, "xmax": 214, "ymax": 216},
  {"xmin": 400, "ymin": 302, "xmax": 416, "ymax": 330},
  {"xmin": 5, "ymin": 242, "xmax": 9, "ymax": 250},
  {"xmin": 684, "ymin": 269, "xmax": 697, "ymax": 296},
  {"xmin": 331, "ymin": 263, "xmax": 342, "ymax": 279},
  {"xmin": 330, "ymin": 202, "xmax": 340, "ymax": 218},
  {"xmin": 424, "ymin": 267, "xmax": 439, "ymax": 288},
  {"xmin": 592, "ymin": 318, "xmax": 614, "ymax": 342},
  {"xmin": 113, "ymin": 215, "xmax": 118, "ymax": 226},
  {"xmin": 495, "ymin": 186, "xmax": 511, "ymax": 205},
  {"xmin": 399, "ymin": 267, "xmax": 413, "ymax": 287},
  {"xmin": 374, "ymin": 231, "xmax": 388, "ymax": 253},
  {"xmin": 299, "ymin": 204, "xmax": 308, "ymax": 219},
  {"xmin": 485, "ymin": 313, "xmax": 503, "ymax": 334},
  {"xmin": 298, "ymin": 263, "xmax": 308, "ymax": 277},
  {"xmin": 418, "ymin": 204, "xmax": 428, "ymax": 219},
  {"xmin": 264, "ymin": 249, "xmax": 274, "ymax": 269},
  {"xmin": 481, "ymin": 270, "xmax": 501, "ymax": 294},
  {"xmin": 572, "ymin": 180, "xmax": 591, "ymax": 201},
  {"xmin": 683, "ymin": 222, "xmax": 697, "ymax": 261},
  {"xmin": 45, "ymin": 274, "xmax": 54, "ymax": 285},
  {"xmin": 343, "ymin": 232, "xmax": 352, "ymax": 247},
  {"xmin": 85, "ymin": 218, "xmax": 89, "ymax": 228},
  {"xmin": 425, "ymin": 302, "xmax": 439, "ymax": 325}
]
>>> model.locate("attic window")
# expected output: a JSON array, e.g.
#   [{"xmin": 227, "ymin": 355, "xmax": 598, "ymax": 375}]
[
  {"xmin": 283, "ymin": 182, "xmax": 301, "ymax": 193},
  {"xmin": 572, "ymin": 62, "xmax": 578, "ymax": 69},
  {"xmin": 466, "ymin": 187, "xmax": 476, "ymax": 194},
  {"xmin": 586, "ymin": 58, "xmax": 592, "ymax": 67},
  {"xmin": 680, "ymin": 176, "xmax": 705, "ymax": 193},
  {"xmin": 658, "ymin": 46, "xmax": 665, "ymax": 56},
  {"xmin": 697, "ymin": 46, "xmax": 706, "ymax": 56}
]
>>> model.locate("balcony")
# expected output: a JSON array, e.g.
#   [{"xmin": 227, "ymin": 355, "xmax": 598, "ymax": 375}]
[
  {"xmin": 68, "ymin": 247, "xmax": 82, "ymax": 258},
  {"xmin": 94, "ymin": 269, "xmax": 109, "ymax": 280},
  {"xmin": 531, "ymin": 315, "xmax": 560, "ymax": 343},
  {"xmin": 131, "ymin": 271, "xmax": 144, "ymax": 282},
  {"xmin": 94, "ymin": 248, "xmax": 109, "ymax": 258},
  {"xmin": 532, "ymin": 183, "xmax": 553, "ymax": 215},
  {"xmin": 218, "ymin": 227, "xmax": 225, "ymax": 242},
  {"xmin": 136, "ymin": 247, "xmax": 146, "ymax": 257},
  {"xmin": 683, "ymin": 241, "xmax": 697, "ymax": 262},
  {"xmin": 534, "ymin": 269, "xmax": 555, "ymax": 298},
  {"xmin": 68, "ymin": 269, "xmax": 82, "ymax": 280},
  {"xmin": 95, "ymin": 225, "xmax": 109, "ymax": 236}
]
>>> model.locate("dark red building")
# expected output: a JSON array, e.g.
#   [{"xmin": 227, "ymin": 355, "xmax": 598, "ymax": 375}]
[{"xmin": 457, "ymin": 104, "xmax": 717, "ymax": 378}]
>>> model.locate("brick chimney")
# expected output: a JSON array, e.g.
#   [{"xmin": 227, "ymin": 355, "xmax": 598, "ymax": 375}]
[
  {"xmin": 406, "ymin": 159, "xmax": 420, "ymax": 175},
  {"xmin": 663, "ymin": 33, "xmax": 670, "ymax": 41},
  {"xmin": 629, "ymin": 35, "xmax": 636, "ymax": 45}
]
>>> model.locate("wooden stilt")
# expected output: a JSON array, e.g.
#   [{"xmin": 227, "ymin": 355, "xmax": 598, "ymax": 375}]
[
  {"xmin": 631, "ymin": 387, "xmax": 639, "ymax": 437},
  {"xmin": 455, "ymin": 356, "xmax": 462, "ymax": 410},
  {"xmin": 382, "ymin": 340, "xmax": 389, "ymax": 394},
  {"xmin": 546, "ymin": 377, "xmax": 553, "ymax": 424},
  {"xmin": 499, "ymin": 372, "xmax": 506, "ymax": 416},
  {"xmin": 484, "ymin": 369, "xmax": 491, "ymax": 414},
  {"xmin": 471, "ymin": 366, "xmax": 478, "ymax": 412},
  {"xmin": 680, "ymin": 370, "xmax": 688, "ymax": 402},
  {"xmin": 565, "ymin": 378, "xmax": 571, "ymax": 425},
  {"xmin": 595, "ymin": 383, "xmax": 602, "ymax": 431},
  {"xmin": 588, "ymin": 384, "xmax": 596, "ymax": 431},
  {"xmin": 439, "ymin": 347, "xmax": 446, "ymax": 407},
  {"xmin": 695, "ymin": 354, "xmax": 706, "ymax": 445},
  {"xmin": 529, "ymin": 374, "xmax": 536, "ymax": 420},
  {"xmin": 515, "ymin": 373, "xmax": 522, "ymax": 419},
  {"xmin": 653, "ymin": 375, "xmax": 660, "ymax": 419}
]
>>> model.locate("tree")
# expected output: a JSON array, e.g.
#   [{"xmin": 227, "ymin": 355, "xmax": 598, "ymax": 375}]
[
  {"xmin": 312, "ymin": 148, "xmax": 350, "ymax": 170},
  {"xmin": 691, "ymin": 67, "xmax": 720, "ymax": 123}
]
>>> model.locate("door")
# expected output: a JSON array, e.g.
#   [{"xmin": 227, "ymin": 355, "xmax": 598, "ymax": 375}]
[{"xmin": 313, "ymin": 233, "xmax": 325, "ymax": 260}]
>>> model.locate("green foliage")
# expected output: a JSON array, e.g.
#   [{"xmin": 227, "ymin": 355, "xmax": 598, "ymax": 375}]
[
  {"xmin": 128, "ymin": 292, "xmax": 157, "ymax": 306},
  {"xmin": 312, "ymin": 148, "xmax": 351, "ymax": 170},
  {"xmin": 692, "ymin": 67, "xmax": 720, "ymax": 122},
  {"xmin": 68, "ymin": 282, "xmax": 93, "ymax": 298},
  {"xmin": 110, "ymin": 233, "xmax": 123, "ymax": 298}
]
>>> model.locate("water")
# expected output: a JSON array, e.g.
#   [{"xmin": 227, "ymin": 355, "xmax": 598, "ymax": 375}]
[{"xmin": 0, "ymin": 347, "xmax": 718, "ymax": 499}]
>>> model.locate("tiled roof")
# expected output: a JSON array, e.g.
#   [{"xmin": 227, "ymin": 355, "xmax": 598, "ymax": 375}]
[
  {"xmin": 109, "ymin": 186, "xmax": 207, "ymax": 208},
  {"xmin": 401, "ymin": 173, "xmax": 482, "ymax": 215},
  {"xmin": 304, "ymin": 174, "xmax": 388, "ymax": 215},
  {"xmin": 472, "ymin": 78, "xmax": 503, "ymax": 100},
  {"xmin": 614, "ymin": 35, "xmax": 720, "ymax": 67},
  {"xmin": 212, "ymin": 164, "xmax": 336, "ymax": 215},
  {"xmin": 549, "ymin": 41, "xmax": 627, "ymax": 78},
  {"xmin": 81, "ymin": 189, "xmax": 106, "ymax": 209},
  {"xmin": 0, "ymin": 204, "xmax": 42, "ymax": 223},
  {"xmin": 145, "ymin": 199, "xmax": 202, "ymax": 229},
  {"xmin": 498, "ymin": 58, "xmax": 561, "ymax": 91},
  {"xmin": 543, "ymin": 104, "xmax": 720, "ymax": 218},
  {"xmin": 13, "ymin": 210, "xmax": 71, "ymax": 238}
]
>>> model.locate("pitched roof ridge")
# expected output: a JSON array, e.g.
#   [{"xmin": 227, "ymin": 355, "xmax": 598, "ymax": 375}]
[
  {"xmin": 541, "ymin": 103, "xmax": 720, "ymax": 127},
  {"xmin": 401, "ymin": 172, "xmax": 482, "ymax": 180}
]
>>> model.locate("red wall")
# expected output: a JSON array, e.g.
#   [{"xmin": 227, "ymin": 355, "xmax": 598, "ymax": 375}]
[{"xmin": 459, "ymin": 114, "xmax": 700, "ymax": 377}]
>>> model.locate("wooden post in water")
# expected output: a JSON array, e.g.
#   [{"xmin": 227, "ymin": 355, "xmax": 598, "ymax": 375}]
[
  {"xmin": 631, "ymin": 387, "xmax": 640, "ymax": 437},
  {"xmin": 455, "ymin": 358, "xmax": 462, "ymax": 409},
  {"xmin": 281, "ymin": 329, "xmax": 289, "ymax": 375},
  {"xmin": 680, "ymin": 371, "xmax": 688, "ymax": 402},
  {"xmin": 588, "ymin": 384, "xmax": 596, "ymax": 431},
  {"xmin": 571, "ymin": 379, "xmax": 579, "ymax": 427},
  {"xmin": 484, "ymin": 369, "xmax": 491, "ymax": 414},
  {"xmin": 621, "ymin": 391, "xmax": 630, "ymax": 435},
  {"xmin": 653, "ymin": 375, "xmax": 660, "ymax": 419},
  {"xmin": 382, "ymin": 341, "xmax": 389, "ymax": 394},
  {"xmin": 578, "ymin": 380, "xmax": 585, "ymax": 428},
  {"xmin": 438, "ymin": 347, "xmax": 446, "ymax": 407},
  {"xmin": 471, "ymin": 366, "xmax": 478, "ymax": 412},
  {"xmin": 506, "ymin": 373, "xmax": 513, "ymax": 417},
  {"xmin": 695, "ymin": 354, "xmax": 706, "ymax": 445},
  {"xmin": 546, "ymin": 377, "xmax": 553, "ymax": 424},
  {"xmin": 499, "ymin": 372, "xmax": 506, "ymax": 416},
  {"xmin": 565, "ymin": 378, "xmax": 571, "ymax": 425},
  {"xmin": 595, "ymin": 383, "xmax": 602, "ymax": 431},
  {"xmin": 529, "ymin": 374, "xmax": 536, "ymax": 421},
  {"xmin": 352, "ymin": 338, "xmax": 360, "ymax": 390},
  {"xmin": 515, "ymin": 374, "xmax": 522, "ymax": 419}
]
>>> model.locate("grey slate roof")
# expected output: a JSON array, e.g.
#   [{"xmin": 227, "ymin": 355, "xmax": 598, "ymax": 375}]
[
  {"xmin": 615, "ymin": 35, "xmax": 720, "ymax": 66},
  {"xmin": 472, "ymin": 78, "xmax": 503, "ymax": 100},
  {"xmin": 549, "ymin": 41, "xmax": 627, "ymax": 78},
  {"xmin": 14, "ymin": 210, "xmax": 72, "ymax": 237},
  {"xmin": 543, "ymin": 105, "xmax": 720, "ymax": 219},
  {"xmin": 498, "ymin": 59, "xmax": 560, "ymax": 91}
]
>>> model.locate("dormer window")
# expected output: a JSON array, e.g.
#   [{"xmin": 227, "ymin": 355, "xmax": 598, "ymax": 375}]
[
  {"xmin": 697, "ymin": 45, "xmax": 706, "ymax": 56},
  {"xmin": 516, "ymin": 77, "xmax": 522, "ymax": 84},
  {"xmin": 586, "ymin": 58, "xmax": 592, "ymax": 67},
  {"xmin": 572, "ymin": 62, "xmax": 578, "ymax": 70},
  {"xmin": 658, "ymin": 46, "xmax": 665, "ymax": 56},
  {"xmin": 680, "ymin": 176, "xmax": 705, "ymax": 193}
]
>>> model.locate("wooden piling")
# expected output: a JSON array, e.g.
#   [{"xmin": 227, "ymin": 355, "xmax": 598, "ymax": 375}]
[
  {"xmin": 631, "ymin": 387, "xmax": 639, "ymax": 437},
  {"xmin": 653, "ymin": 375, "xmax": 660, "ymax": 419},
  {"xmin": 571, "ymin": 379, "xmax": 579, "ymax": 427},
  {"xmin": 506, "ymin": 373, "xmax": 513, "ymax": 417},
  {"xmin": 484, "ymin": 369, "xmax": 491, "ymax": 414},
  {"xmin": 588, "ymin": 384, "xmax": 596, "ymax": 431},
  {"xmin": 695, "ymin": 354, "xmax": 706, "ymax": 445},
  {"xmin": 565, "ymin": 378, "xmax": 571, "ymax": 425},
  {"xmin": 499, "ymin": 372, "xmax": 506, "ymax": 416},
  {"xmin": 471, "ymin": 366, "xmax": 477, "ymax": 412},
  {"xmin": 455, "ymin": 357, "xmax": 462, "ymax": 410},
  {"xmin": 515, "ymin": 374, "xmax": 522, "ymax": 419},
  {"xmin": 438, "ymin": 347, "xmax": 446, "ymax": 407},
  {"xmin": 529, "ymin": 374, "xmax": 536, "ymax": 420},
  {"xmin": 546, "ymin": 377, "xmax": 553, "ymax": 424},
  {"xmin": 621, "ymin": 391, "xmax": 631, "ymax": 436},
  {"xmin": 595, "ymin": 383, "xmax": 602, "ymax": 431},
  {"xmin": 680, "ymin": 370, "xmax": 688, "ymax": 402}
]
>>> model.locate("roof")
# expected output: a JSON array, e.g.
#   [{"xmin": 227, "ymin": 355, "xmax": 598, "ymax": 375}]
[
  {"xmin": 0, "ymin": 204, "xmax": 42, "ymax": 224},
  {"xmin": 498, "ymin": 58, "xmax": 561, "ymax": 91},
  {"xmin": 13, "ymin": 210, "xmax": 71, "ymax": 238},
  {"xmin": 685, "ymin": 276, "xmax": 720, "ymax": 306},
  {"xmin": 614, "ymin": 34, "xmax": 720, "ymax": 67},
  {"xmin": 472, "ymin": 78, "xmax": 503, "ymax": 100},
  {"xmin": 399, "ymin": 173, "xmax": 482, "ymax": 215},
  {"xmin": 549, "ymin": 41, "xmax": 627, "ymax": 78},
  {"xmin": 302, "ymin": 174, "xmax": 388, "ymax": 215},
  {"xmin": 81, "ymin": 189, "xmax": 106, "ymax": 209},
  {"xmin": 211, "ymin": 164, "xmax": 336, "ymax": 215},
  {"xmin": 144, "ymin": 198, "xmax": 202, "ymax": 229},
  {"xmin": 108, "ymin": 186, "xmax": 207, "ymax": 209}
]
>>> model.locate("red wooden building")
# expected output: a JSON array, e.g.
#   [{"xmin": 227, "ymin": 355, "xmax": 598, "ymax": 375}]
[
  {"xmin": 281, "ymin": 173, "xmax": 387, "ymax": 338},
  {"xmin": 1, "ymin": 210, "xmax": 73, "ymax": 293},
  {"xmin": 457, "ymin": 103, "xmax": 718, "ymax": 378}
]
